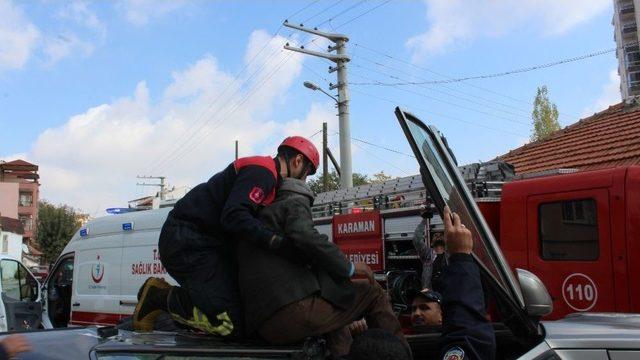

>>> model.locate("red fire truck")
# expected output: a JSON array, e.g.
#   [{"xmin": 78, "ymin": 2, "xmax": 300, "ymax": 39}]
[{"xmin": 312, "ymin": 111, "xmax": 640, "ymax": 320}]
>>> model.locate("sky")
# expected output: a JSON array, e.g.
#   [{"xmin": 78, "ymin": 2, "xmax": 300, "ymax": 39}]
[{"xmin": 0, "ymin": 0, "xmax": 621, "ymax": 215}]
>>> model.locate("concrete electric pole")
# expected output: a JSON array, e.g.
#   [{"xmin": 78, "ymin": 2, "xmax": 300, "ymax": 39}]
[
  {"xmin": 283, "ymin": 20, "xmax": 353, "ymax": 188},
  {"xmin": 136, "ymin": 175, "xmax": 167, "ymax": 200}
]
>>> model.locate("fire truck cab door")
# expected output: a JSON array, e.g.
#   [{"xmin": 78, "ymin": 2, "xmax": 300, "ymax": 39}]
[{"xmin": 527, "ymin": 189, "xmax": 613, "ymax": 318}]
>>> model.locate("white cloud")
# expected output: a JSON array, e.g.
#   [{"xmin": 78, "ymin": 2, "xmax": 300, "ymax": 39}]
[
  {"xmin": 42, "ymin": 33, "xmax": 95, "ymax": 65},
  {"xmin": 582, "ymin": 69, "xmax": 621, "ymax": 116},
  {"xmin": 4, "ymin": 30, "xmax": 328, "ymax": 214},
  {"xmin": 0, "ymin": 0, "xmax": 40, "ymax": 70},
  {"xmin": 117, "ymin": 0, "xmax": 187, "ymax": 26},
  {"xmin": 407, "ymin": 0, "xmax": 610, "ymax": 61},
  {"xmin": 56, "ymin": 1, "xmax": 106, "ymax": 36}
]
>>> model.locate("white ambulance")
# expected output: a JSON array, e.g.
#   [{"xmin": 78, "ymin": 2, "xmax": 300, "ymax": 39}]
[{"xmin": 41, "ymin": 207, "xmax": 177, "ymax": 329}]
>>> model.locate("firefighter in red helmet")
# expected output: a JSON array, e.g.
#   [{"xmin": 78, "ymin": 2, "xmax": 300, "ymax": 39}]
[{"xmin": 133, "ymin": 136, "xmax": 319, "ymax": 337}]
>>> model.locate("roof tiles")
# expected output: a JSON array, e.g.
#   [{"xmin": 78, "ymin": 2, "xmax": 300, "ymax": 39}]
[{"xmin": 500, "ymin": 102, "xmax": 640, "ymax": 174}]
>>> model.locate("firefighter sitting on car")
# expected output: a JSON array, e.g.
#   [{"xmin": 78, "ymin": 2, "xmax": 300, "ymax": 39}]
[{"xmin": 133, "ymin": 136, "xmax": 320, "ymax": 337}]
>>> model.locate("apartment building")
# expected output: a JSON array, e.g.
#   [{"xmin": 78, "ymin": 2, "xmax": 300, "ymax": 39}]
[
  {"xmin": 613, "ymin": 0, "xmax": 640, "ymax": 99},
  {"xmin": 0, "ymin": 160, "xmax": 40, "ymax": 246}
]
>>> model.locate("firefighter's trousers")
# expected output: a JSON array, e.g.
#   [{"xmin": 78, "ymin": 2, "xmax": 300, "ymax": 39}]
[
  {"xmin": 257, "ymin": 279, "xmax": 409, "ymax": 357},
  {"xmin": 158, "ymin": 215, "xmax": 243, "ymax": 337}
]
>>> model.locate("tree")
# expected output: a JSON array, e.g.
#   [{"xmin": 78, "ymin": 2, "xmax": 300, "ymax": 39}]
[
  {"xmin": 531, "ymin": 85, "xmax": 560, "ymax": 141},
  {"xmin": 308, "ymin": 171, "xmax": 370, "ymax": 194},
  {"xmin": 37, "ymin": 201, "xmax": 83, "ymax": 263},
  {"xmin": 370, "ymin": 171, "xmax": 392, "ymax": 184}
]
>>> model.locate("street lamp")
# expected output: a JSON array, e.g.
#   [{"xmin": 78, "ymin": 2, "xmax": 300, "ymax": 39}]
[{"xmin": 303, "ymin": 81, "xmax": 339, "ymax": 104}]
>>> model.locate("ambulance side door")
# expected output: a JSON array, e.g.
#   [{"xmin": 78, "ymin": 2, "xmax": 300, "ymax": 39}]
[
  {"xmin": 526, "ymin": 189, "xmax": 613, "ymax": 318},
  {"xmin": 70, "ymin": 233, "xmax": 124, "ymax": 326}
]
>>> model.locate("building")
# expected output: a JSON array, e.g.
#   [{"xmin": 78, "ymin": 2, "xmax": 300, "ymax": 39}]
[
  {"xmin": 499, "ymin": 101, "xmax": 640, "ymax": 174},
  {"xmin": 613, "ymin": 0, "xmax": 640, "ymax": 99},
  {"xmin": 0, "ymin": 160, "xmax": 40, "ymax": 246},
  {"xmin": 0, "ymin": 216, "xmax": 24, "ymax": 261}
]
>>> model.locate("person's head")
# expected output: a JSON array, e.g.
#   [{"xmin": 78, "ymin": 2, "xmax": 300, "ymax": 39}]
[
  {"xmin": 276, "ymin": 136, "xmax": 319, "ymax": 181},
  {"xmin": 348, "ymin": 328, "xmax": 411, "ymax": 360},
  {"xmin": 432, "ymin": 238, "xmax": 445, "ymax": 255},
  {"xmin": 409, "ymin": 288, "xmax": 443, "ymax": 328}
]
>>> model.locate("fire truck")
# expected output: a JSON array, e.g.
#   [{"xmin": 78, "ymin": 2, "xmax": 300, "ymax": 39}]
[{"xmin": 312, "ymin": 126, "xmax": 640, "ymax": 321}]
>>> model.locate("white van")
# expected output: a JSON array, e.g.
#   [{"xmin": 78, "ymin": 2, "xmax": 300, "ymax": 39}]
[
  {"xmin": 41, "ymin": 207, "xmax": 176, "ymax": 329},
  {"xmin": 0, "ymin": 255, "xmax": 42, "ymax": 331}
]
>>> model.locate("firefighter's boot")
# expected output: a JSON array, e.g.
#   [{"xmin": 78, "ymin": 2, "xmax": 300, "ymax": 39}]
[
  {"xmin": 167, "ymin": 287, "xmax": 234, "ymax": 336},
  {"xmin": 133, "ymin": 277, "xmax": 172, "ymax": 332}
]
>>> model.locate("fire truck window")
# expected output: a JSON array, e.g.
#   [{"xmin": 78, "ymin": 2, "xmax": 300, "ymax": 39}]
[{"xmin": 539, "ymin": 199, "xmax": 599, "ymax": 260}]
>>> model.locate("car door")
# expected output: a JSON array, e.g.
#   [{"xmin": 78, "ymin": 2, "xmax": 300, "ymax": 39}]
[
  {"xmin": 0, "ymin": 259, "xmax": 42, "ymax": 331},
  {"xmin": 394, "ymin": 107, "xmax": 540, "ymax": 338}
]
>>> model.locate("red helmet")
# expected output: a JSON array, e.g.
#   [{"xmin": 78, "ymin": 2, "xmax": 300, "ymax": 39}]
[{"xmin": 278, "ymin": 136, "xmax": 320, "ymax": 175}]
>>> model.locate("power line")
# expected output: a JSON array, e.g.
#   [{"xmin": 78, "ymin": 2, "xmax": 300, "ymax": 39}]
[
  {"xmin": 300, "ymin": 0, "xmax": 343, "ymax": 24},
  {"xmin": 332, "ymin": 134, "xmax": 412, "ymax": 176},
  {"xmin": 351, "ymin": 62, "xmax": 533, "ymax": 122},
  {"xmin": 309, "ymin": 128, "xmax": 323, "ymax": 138},
  {"xmin": 349, "ymin": 70, "xmax": 530, "ymax": 126},
  {"xmin": 151, "ymin": 44, "xmax": 291, "ymax": 173},
  {"xmin": 350, "ymin": 88, "xmax": 527, "ymax": 137},
  {"xmin": 351, "ymin": 51, "xmax": 535, "ymax": 118},
  {"xmin": 316, "ymin": 0, "xmax": 367, "ymax": 27},
  {"xmin": 351, "ymin": 42, "xmax": 582, "ymax": 120},
  {"xmin": 150, "ymin": 1, "xmax": 336, "ymax": 173},
  {"xmin": 286, "ymin": 0, "xmax": 322, "ymax": 20},
  {"xmin": 165, "ymin": 53, "xmax": 297, "ymax": 169},
  {"xmin": 165, "ymin": 54, "xmax": 294, "ymax": 168},
  {"xmin": 345, "ymin": 133, "xmax": 415, "ymax": 158},
  {"xmin": 335, "ymin": 0, "xmax": 391, "ymax": 29},
  {"xmin": 350, "ymin": 46, "xmax": 616, "ymax": 86}
]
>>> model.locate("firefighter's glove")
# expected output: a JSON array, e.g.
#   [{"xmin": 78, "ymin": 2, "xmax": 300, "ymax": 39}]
[{"xmin": 172, "ymin": 308, "xmax": 234, "ymax": 336}]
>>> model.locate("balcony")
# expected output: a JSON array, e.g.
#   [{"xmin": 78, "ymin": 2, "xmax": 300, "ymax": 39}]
[
  {"xmin": 622, "ymin": 22, "xmax": 638, "ymax": 34},
  {"xmin": 620, "ymin": 2, "xmax": 635, "ymax": 16}
]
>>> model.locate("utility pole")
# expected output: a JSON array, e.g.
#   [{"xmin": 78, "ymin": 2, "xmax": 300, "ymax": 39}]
[
  {"xmin": 137, "ymin": 175, "xmax": 166, "ymax": 200},
  {"xmin": 323, "ymin": 122, "xmax": 328, "ymax": 192},
  {"xmin": 235, "ymin": 140, "xmax": 239, "ymax": 161},
  {"xmin": 283, "ymin": 20, "xmax": 353, "ymax": 188}
]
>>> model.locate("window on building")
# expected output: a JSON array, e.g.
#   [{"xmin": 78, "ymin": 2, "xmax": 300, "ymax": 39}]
[
  {"xmin": 18, "ymin": 215, "xmax": 32, "ymax": 232},
  {"xmin": 539, "ymin": 199, "xmax": 599, "ymax": 261},
  {"xmin": 1, "ymin": 235, "xmax": 7, "ymax": 254},
  {"xmin": 18, "ymin": 192, "xmax": 33, "ymax": 207}
]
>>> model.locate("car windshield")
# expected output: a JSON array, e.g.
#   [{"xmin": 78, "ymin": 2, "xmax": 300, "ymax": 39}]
[{"xmin": 402, "ymin": 114, "xmax": 524, "ymax": 306}]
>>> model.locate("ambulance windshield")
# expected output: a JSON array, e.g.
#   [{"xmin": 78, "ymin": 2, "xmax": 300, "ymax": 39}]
[{"xmin": 396, "ymin": 108, "xmax": 524, "ymax": 308}]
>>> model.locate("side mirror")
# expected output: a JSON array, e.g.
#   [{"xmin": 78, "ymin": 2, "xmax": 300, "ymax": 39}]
[{"xmin": 516, "ymin": 268, "xmax": 553, "ymax": 317}]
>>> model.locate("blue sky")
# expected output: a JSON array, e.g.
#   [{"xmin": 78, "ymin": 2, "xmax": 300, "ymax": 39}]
[{"xmin": 0, "ymin": 0, "xmax": 620, "ymax": 214}]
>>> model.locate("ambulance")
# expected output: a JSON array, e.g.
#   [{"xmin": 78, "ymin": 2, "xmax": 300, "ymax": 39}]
[{"xmin": 40, "ymin": 207, "xmax": 176, "ymax": 329}]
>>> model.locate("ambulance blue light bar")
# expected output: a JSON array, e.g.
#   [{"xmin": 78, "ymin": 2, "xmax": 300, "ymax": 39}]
[
  {"xmin": 106, "ymin": 208, "xmax": 135, "ymax": 215},
  {"xmin": 122, "ymin": 222, "xmax": 134, "ymax": 231},
  {"xmin": 80, "ymin": 228, "xmax": 89, "ymax": 237}
]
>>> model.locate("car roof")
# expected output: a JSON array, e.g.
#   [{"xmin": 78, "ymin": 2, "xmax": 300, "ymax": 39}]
[{"xmin": 542, "ymin": 313, "xmax": 640, "ymax": 350}]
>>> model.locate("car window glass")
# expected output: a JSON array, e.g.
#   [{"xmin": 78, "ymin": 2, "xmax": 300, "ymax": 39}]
[
  {"xmin": 51, "ymin": 258, "xmax": 74, "ymax": 288},
  {"xmin": 404, "ymin": 119, "xmax": 510, "ymax": 292},
  {"xmin": 17, "ymin": 263, "xmax": 38, "ymax": 301},
  {"xmin": 1, "ymin": 260, "xmax": 20, "ymax": 300},
  {"xmin": 539, "ymin": 199, "xmax": 599, "ymax": 260}
]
